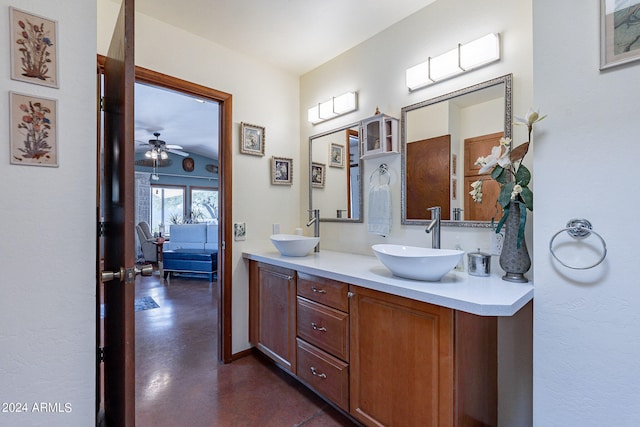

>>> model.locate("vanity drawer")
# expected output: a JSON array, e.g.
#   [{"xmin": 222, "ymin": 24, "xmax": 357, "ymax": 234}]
[
  {"xmin": 297, "ymin": 272, "xmax": 349, "ymax": 312},
  {"xmin": 297, "ymin": 297, "xmax": 349, "ymax": 361},
  {"xmin": 297, "ymin": 338, "xmax": 349, "ymax": 412}
]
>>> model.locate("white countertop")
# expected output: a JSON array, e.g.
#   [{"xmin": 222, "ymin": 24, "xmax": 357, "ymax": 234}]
[{"xmin": 242, "ymin": 243, "xmax": 533, "ymax": 317}]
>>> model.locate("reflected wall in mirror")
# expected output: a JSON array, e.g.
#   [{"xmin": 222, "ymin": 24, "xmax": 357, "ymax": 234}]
[
  {"xmin": 309, "ymin": 123, "xmax": 363, "ymax": 222},
  {"xmin": 401, "ymin": 74, "xmax": 512, "ymax": 227}
]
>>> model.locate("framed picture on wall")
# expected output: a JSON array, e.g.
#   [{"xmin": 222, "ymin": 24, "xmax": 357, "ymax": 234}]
[
  {"xmin": 600, "ymin": 0, "xmax": 640, "ymax": 69},
  {"xmin": 329, "ymin": 143, "xmax": 345, "ymax": 168},
  {"xmin": 9, "ymin": 91, "xmax": 58, "ymax": 167},
  {"xmin": 10, "ymin": 7, "xmax": 59, "ymax": 88},
  {"xmin": 271, "ymin": 156, "xmax": 292, "ymax": 185},
  {"xmin": 311, "ymin": 162, "xmax": 325, "ymax": 188},
  {"xmin": 240, "ymin": 122, "xmax": 265, "ymax": 156}
]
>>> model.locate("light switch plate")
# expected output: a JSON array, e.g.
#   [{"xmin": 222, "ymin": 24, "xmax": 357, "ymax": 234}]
[
  {"xmin": 490, "ymin": 230, "xmax": 504, "ymax": 255},
  {"xmin": 234, "ymin": 222, "xmax": 246, "ymax": 241}
]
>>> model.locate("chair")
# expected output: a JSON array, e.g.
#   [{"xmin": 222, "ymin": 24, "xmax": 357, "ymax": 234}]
[{"xmin": 136, "ymin": 221, "xmax": 157, "ymax": 263}]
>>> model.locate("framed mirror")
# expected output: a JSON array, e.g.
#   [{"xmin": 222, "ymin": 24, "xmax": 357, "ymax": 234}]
[
  {"xmin": 401, "ymin": 74, "xmax": 512, "ymax": 227},
  {"xmin": 309, "ymin": 122, "xmax": 363, "ymax": 222}
]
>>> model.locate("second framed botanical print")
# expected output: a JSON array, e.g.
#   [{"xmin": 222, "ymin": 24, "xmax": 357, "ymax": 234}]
[
  {"xmin": 311, "ymin": 162, "xmax": 325, "ymax": 188},
  {"xmin": 271, "ymin": 156, "xmax": 292, "ymax": 185},
  {"xmin": 9, "ymin": 91, "xmax": 58, "ymax": 167}
]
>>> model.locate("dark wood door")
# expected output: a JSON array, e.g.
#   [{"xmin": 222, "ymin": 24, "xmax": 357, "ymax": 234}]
[
  {"xmin": 406, "ymin": 134, "xmax": 451, "ymax": 220},
  {"xmin": 99, "ymin": 0, "xmax": 136, "ymax": 425},
  {"xmin": 464, "ymin": 132, "xmax": 503, "ymax": 222}
]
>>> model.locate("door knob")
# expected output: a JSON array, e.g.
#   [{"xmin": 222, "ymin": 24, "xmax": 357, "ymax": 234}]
[{"xmin": 101, "ymin": 264, "xmax": 153, "ymax": 282}]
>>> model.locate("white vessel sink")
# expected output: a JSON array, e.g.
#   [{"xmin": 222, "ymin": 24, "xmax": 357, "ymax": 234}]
[
  {"xmin": 270, "ymin": 234, "xmax": 319, "ymax": 257},
  {"xmin": 372, "ymin": 244, "xmax": 464, "ymax": 281}
]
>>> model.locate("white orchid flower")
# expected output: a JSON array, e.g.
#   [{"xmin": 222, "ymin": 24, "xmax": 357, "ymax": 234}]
[
  {"xmin": 510, "ymin": 184, "xmax": 523, "ymax": 200},
  {"xmin": 469, "ymin": 180, "xmax": 483, "ymax": 202},
  {"xmin": 499, "ymin": 137, "xmax": 512, "ymax": 147},
  {"xmin": 478, "ymin": 145, "xmax": 510, "ymax": 174},
  {"xmin": 515, "ymin": 108, "xmax": 547, "ymax": 131}
]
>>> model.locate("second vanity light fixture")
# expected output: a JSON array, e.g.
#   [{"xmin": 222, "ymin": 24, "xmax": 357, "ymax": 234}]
[
  {"xmin": 308, "ymin": 91, "xmax": 358, "ymax": 125},
  {"xmin": 406, "ymin": 33, "xmax": 501, "ymax": 91}
]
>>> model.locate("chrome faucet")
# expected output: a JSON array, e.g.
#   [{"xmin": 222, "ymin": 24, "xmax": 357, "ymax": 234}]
[
  {"xmin": 425, "ymin": 206, "xmax": 441, "ymax": 249},
  {"xmin": 307, "ymin": 209, "xmax": 320, "ymax": 252}
]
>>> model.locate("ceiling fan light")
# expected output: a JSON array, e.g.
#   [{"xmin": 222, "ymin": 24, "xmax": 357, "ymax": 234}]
[
  {"xmin": 145, "ymin": 150, "xmax": 152, "ymax": 158},
  {"xmin": 151, "ymin": 150, "xmax": 159, "ymax": 160},
  {"xmin": 160, "ymin": 151, "xmax": 168, "ymax": 160}
]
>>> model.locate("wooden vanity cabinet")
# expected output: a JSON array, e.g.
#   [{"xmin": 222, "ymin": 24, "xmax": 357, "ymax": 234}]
[
  {"xmin": 249, "ymin": 261, "xmax": 297, "ymax": 373},
  {"xmin": 295, "ymin": 272, "xmax": 351, "ymax": 411},
  {"xmin": 249, "ymin": 261, "xmax": 498, "ymax": 426},
  {"xmin": 349, "ymin": 285, "xmax": 497, "ymax": 427}
]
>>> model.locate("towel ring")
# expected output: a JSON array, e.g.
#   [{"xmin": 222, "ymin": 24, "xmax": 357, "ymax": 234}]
[
  {"xmin": 370, "ymin": 163, "xmax": 391, "ymax": 185},
  {"xmin": 549, "ymin": 218, "xmax": 607, "ymax": 270}
]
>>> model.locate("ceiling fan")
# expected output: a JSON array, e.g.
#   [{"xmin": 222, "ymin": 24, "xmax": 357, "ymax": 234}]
[{"xmin": 141, "ymin": 132, "xmax": 189, "ymax": 158}]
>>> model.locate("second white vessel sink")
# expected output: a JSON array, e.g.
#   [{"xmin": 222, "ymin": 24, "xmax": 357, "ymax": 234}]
[
  {"xmin": 270, "ymin": 234, "xmax": 319, "ymax": 257},
  {"xmin": 372, "ymin": 244, "xmax": 463, "ymax": 281}
]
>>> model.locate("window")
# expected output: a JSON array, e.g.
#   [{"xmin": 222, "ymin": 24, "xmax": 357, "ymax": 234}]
[
  {"xmin": 151, "ymin": 186, "xmax": 185, "ymax": 235},
  {"xmin": 191, "ymin": 187, "xmax": 218, "ymax": 223}
]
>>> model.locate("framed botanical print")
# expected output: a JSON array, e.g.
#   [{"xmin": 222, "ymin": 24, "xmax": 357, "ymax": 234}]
[
  {"xmin": 10, "ymin": 91, "xmax": 58, "ymax": 167},
  {"xmin": 271, "ymin": 156, "xmax": 292, "ymax": 185},
  {"xmin": 311, "ymin": 162, "xmax": 325, "ymax": 188},
  {"xmin": 600, "ymin": 0, "xmax": 640, "ymax": 69},
  {"xmin": 240, "ymin": 122, "xmax": 265, "ymax": 156},
  {"xmin": 10, "ymin": 7, "xmax": 59, "ymax": 88},
  {"xmin": 329, "ymin": 143, "xmax": 345, "ymax": 168}
]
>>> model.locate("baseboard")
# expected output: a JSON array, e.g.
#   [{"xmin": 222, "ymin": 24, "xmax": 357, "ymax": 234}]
[{"xmin": 231, "ymin": 347, "xmax": 255, "ymax": 361}]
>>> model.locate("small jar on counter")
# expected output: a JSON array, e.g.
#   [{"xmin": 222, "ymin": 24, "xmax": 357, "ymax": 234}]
[{"xmin": 468, "ymin": 249, "xmax": 491, "ymax": 277}]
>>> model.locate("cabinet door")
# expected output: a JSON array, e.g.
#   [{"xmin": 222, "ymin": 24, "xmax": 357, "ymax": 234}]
[
  {"xmin": 249, "ymin": 261, "xmax": 297, "ymax": 373},
  {"xmin": 349, "ymin": 285, "xmax": 454, "ymax": 427}
]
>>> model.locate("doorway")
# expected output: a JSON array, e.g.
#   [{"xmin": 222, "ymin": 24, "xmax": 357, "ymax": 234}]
[{"xmin": 135, "ymin": 65, "xmax": 232, "ymax": 363}]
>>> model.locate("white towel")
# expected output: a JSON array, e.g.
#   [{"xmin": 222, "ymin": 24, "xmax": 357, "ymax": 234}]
[{"xmin": 368, "ymin": 183, "xmax": 391, "ymax": 236}]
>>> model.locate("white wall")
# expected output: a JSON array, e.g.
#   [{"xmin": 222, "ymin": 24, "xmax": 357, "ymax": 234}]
[
  {"xmin": 97, "ymin": 0, "xmax": 300, "ymax": 354},
  {"xmin": 533, "ymin": 1, "xmax": 640, "ymax": 424},
  {"xmin": 0, "ymin": 1, "xmax": 97, "ymax": 426},
  {"xmin": 301, "ymin": 1, "xmax": 534, "ymax": 425}
]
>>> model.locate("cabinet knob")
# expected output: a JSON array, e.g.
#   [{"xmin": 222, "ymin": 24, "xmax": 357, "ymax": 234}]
[
  {"xmin": 310, "ymin": 366, "xmax": 327, "ymax": 379},
  {"xmin": 311, "ymin": 322, "xmax": 327, "ymax": 332},
  {"xmin": 311, "ymin": 287, "xmax": 327, "ymax": 294},
  {"xmin": 347, "ymin": 291, "xmax": 355, "ymax": 298}
]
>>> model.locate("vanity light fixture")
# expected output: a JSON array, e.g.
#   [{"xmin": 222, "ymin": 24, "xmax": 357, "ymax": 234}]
[
  {"xmin": 406, "ymin": 33, "xmax": 501, "ymax": 91},
  {"xmin": 308, "ymin": 91, "xmax": 358, "ymax": 124}
]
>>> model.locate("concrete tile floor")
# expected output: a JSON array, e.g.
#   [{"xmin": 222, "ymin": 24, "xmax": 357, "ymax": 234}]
[{"xmin": 134, "ymin": 272, "xmax": 357, "ymax": 426}]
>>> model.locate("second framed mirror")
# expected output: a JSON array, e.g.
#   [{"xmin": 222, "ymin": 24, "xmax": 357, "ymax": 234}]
[{"xmin": 309, "ymin": 122, "xmax": 363, "ymax": 222}]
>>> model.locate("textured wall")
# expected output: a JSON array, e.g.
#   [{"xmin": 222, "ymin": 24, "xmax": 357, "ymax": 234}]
[
  {"xmin": 0, "ymin": 1, "xmax": 97, "ymax": 425},
  {"xmin": 533, "ymin": 0, "xmax": 640, "ymax": 424}
]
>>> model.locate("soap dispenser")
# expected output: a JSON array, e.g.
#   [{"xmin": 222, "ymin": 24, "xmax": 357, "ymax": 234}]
[{"xmin": 454, "ymin": 239, "xmax": 465, "ymax": 272}]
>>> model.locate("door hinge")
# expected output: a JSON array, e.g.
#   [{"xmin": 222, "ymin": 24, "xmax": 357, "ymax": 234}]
[
  {"xmin": 98, "ymin": 346, "xmax": 105, "ymax": 363},
  {"xmin": 97, "ymin": 221, "xmax": 106, "ymax": 237},
  {"xmin": 99, "ymin": 96, "xmax": 105, "ymax": 111}
]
